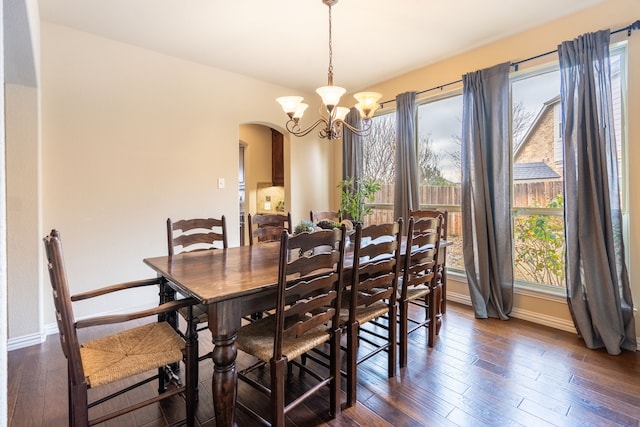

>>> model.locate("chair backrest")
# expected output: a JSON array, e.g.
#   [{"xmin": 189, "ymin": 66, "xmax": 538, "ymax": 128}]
[
  {"xmin": 167, "ymin": 216, "xmax": 228, "ymax": 256},
  {"xmin": 310, "ymin": 210, "xmax": 340, "ymax": 224},
  {"xmin": 273, "ymin": 227, "xmax": 346, "ymax": 360},
  {"xmin": 247, "ymin": 212, "xmax": 292, "ymax": 245},
  {"xmin": 43, "ymin": 230, "xmax": 85, "ymax": 386},
  {"xmin": 409, "ymin": 209, "xmax": 448, "ymax": 240},
  {"xmin": 349, "ymin": 220, "xmax": 403, "ymax": 322},
  {"xmin": 401, "ymin": 215, "xmax": 442, "ymax": 300}
]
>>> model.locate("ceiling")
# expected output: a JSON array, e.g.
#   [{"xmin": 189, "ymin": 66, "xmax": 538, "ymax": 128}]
[{"xmin": 37, "ymin": 0, "xmax": 604, "ymax": 94}]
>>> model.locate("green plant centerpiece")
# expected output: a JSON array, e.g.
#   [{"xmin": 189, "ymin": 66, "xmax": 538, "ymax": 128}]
[
  {"xmin": 338, "ymin": 177, "xmax": 381, "ymax": 224},
  {"xmin": 294, "ymin": 219, "xmax": 316, "ymax": 234}
]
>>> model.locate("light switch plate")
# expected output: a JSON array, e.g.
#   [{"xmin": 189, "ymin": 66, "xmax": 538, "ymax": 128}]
[{"xmin": 218, "ymin": 178, "xmax": 225, "ymax": 189}]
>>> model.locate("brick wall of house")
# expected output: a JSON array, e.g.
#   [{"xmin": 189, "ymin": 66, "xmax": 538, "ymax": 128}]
[{"xmin": 514, "ymin": 106, "xmax": 562, "ymax": 175}]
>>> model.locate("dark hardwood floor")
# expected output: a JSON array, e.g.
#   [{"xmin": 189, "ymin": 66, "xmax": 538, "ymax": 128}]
[{"xmin": 8, "ymin": 302, "xmax": 640, "ymax": 426}]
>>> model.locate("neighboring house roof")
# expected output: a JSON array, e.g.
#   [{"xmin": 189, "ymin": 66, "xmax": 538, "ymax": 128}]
[{"xmin": 513, "ymin": 162, "xmax": 561, "ymax": 180}]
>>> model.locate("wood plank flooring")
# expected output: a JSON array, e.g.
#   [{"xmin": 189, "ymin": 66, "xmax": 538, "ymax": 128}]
[{"xmin": 7, "ymin": 302, "xmax": 640, "ymax": 426}]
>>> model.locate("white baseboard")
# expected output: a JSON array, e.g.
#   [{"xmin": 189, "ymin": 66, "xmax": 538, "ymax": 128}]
[
  {"xmin": 447, "ymin": 291, "xmax": 577, "ymax": 333},
  {"xmin": 7, "ymin": 331, "xmax": 47, "ymax": 351},
  {"xmin": 510, "ymin": 306, "xmax": 577, "ymax": 333}
]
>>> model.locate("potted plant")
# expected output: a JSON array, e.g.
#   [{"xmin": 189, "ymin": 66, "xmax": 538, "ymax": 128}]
[{"xmin": 338, "ymin": 177, "xmax": 381, "ymax": 224}]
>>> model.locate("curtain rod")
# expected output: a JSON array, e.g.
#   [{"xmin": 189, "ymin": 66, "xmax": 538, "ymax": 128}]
[{"xmin": 379, "ymin": 19, "xmax": 640, "ymax": 108}]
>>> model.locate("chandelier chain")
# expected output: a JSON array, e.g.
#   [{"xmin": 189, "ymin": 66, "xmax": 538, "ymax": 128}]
[{"xmin": 327, "ymin": 3, "xmax": 334, "ymax": 86}]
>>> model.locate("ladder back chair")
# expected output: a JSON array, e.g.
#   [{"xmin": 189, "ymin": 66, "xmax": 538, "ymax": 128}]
[
  {"xmin": 409, "ymin": 209, "xmax": 448, "ymax": 316},
  {"xmin": 247, "ymin": 212, "xmax": 292, "ymax": 245},
  {"xmin": 343, "ymin": 220, "xmax": 403, "ymax": 407},
  {"xmin": 43, "ymin": 229, "xmax": 198, "ymax": 427},
  {"xmin": 235, "ymin": 227, "xmax": 347, "ymax": 426},
  {"xmin": 399, "ymin": 215, "xmax": 442, "ymax": 367},
  {"xmin": 310, "ymin": 210, "xmax": 340, "ymax": 225},
  {"xmin": 167, "ymin": 216, "xmax": 228, "ymax": 328}
]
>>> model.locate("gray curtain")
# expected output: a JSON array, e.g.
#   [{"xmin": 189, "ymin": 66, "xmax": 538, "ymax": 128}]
[
  {"xmin": 342, "ymin": 107, "xmax": 363, "ymax": 181},
  {"xmin": 559, "ymin": 30, "xmax": 636, "ymax": 354},
  {"xmin": 393, "ymin": 92, "xmax": 419, "ymax": 222},
  {"xmin": 461, "ymin": 62, "xmax": 513, "ymax": 320}
]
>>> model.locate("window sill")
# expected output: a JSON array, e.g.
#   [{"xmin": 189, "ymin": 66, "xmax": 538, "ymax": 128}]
[{"xmin": 447, "ymin": 269, "xmax": 567, "ymax": 302}]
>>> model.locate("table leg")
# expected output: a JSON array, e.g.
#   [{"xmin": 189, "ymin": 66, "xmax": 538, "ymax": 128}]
[
  {"xmin": 209, "ymin": 300, "xmax": 241, "ymax": 427},
  {"xmin": 212, "ymin": 334, "xmax": 238, "ymax": 427}
]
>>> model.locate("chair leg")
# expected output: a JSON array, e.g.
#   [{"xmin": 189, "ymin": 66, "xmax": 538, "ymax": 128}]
[
  {"xmin": 434, "ymin": 282, "xmax": 443, "ymax": 335},
  {"xmin": 387, "ymin": 305, "xmax": 397, "ymax": 379},
  {"xmin": 69, "ymin": 379, "xmax": 89, "ymax": 427},
  {"xmin": 440, "ymin": 272, "xmax": 447, "ymax": 315},
  {"xmin": 185, "ymin": 313, "xmax": 199, "ymax": 427},
  {"xmin": 329, "ymin": 328, "xmax": 342, "ymax": 418},
  {"xmin": 428, "ymin": 291, "xmax": 437, "ymax": 347},
  {"xmin": 271, "ymin": 358, "xmax": 286, "ymax": 427},
  {"xmin": 346, "ymin": 321, "xmax": 359, "ymax": 407},
  {"xmin": 399, "ymin": 300, "xmax": 409, "ymax": 368}
]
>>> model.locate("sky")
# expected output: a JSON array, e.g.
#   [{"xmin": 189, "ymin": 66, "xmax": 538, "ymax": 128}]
[{"xmin": 417, "ymin": 69, "xmax": 561, "ymax": 184}]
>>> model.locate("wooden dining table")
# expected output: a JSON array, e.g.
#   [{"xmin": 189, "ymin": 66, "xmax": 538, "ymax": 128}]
[
  {"xmin": 143, "ymin": 237, "xmax": 448, "ymax": 427},
  {"xmin": 144, "ymin": 242, "xmax": 285, "ymax": 427}
]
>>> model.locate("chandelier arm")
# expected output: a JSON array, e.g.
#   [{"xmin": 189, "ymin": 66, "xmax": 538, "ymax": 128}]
[
  {"xmin": 286, "ymin": 118, "xmax": 329, "ymax": 138},
  {"xmin": 339, "ymin": 119, "xmax": 373, "ymax": 136}
]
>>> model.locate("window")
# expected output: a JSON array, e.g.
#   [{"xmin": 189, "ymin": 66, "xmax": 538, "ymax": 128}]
[
  {"xmin": 510, "ymin": 44, "xmax": 626, "ymax": 290},
  {"xmin": 416, "ymin": 94, "xmax": 463, "ymax": 271},
  {"xmin": 358, "ymin": 44, "xmax": 627, "ymax": 289}
]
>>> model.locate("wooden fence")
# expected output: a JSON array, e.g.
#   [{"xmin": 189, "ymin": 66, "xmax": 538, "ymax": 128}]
[{"xmin": 365, "ymin": 181, "xmax": 563, "ymax": 234}]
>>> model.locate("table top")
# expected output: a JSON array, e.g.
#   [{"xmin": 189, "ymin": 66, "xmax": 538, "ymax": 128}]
[
  {"xmin": 144, "ymin": 237, "xmax": 448, "ymax": 306},
  {"xmin": 144, "ymin": 242, "xmax": 282, "ymax": 304}
]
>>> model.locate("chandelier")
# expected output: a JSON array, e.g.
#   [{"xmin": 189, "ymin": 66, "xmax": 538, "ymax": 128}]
[{"xmin": 276, "ymin": 0, "xmax": 382, "ymax": 141}]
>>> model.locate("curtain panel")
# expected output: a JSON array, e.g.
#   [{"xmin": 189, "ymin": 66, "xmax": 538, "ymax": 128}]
[
  {"xmin": 393, "ymin": 92, "xmax": 419, "ymax": 223},
  {"xmin": 342, "ymin": 107, "xmax": 363, "ymax": 182},
  {"xmin": 461, "ymin": 62, "xmax": 514, "ymax": 320},
  {"xmin": 559, "ymin": 30, "xmax": 636, "ymax": 354}
]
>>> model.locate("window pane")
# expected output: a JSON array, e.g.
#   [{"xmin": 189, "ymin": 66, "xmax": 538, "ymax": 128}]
[
  {"xmin": 512, "ymin": 68, "xmax": 565, "ymax": 287},
  {"xmin": 417, "ymin": 95, "xmax": 463, "ymax": 271},
  {"xmin": 362, "ymin": 111, "xmax": 396, "ymax": 225}
]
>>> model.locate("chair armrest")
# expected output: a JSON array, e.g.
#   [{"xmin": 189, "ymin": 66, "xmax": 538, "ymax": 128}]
[
  {"xmin": 75, "ymin": 298, "xmax": 199, "ymax": 329},
  {"xmin": 71, "ymin": 278, "xmax": 162, "ymax": 302}
]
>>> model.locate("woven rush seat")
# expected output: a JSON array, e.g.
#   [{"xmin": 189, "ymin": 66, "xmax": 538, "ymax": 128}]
[
  {"xmin": 237, "ymin": 314, "xmax": 331, "ymax": 363},
  {"xmin": 81, "ymin": 322, "xmax": 184, "ymax": 387},
  {"xmin": 398, "ymin": 281, "xmax": 431, "ymax": 302},
  {"xmin": 340, "ymin": 290, "xmax": 389, "ymax": 325},
  {"xmin": 178, "ymin": 304, "xmax": 208, "ymax": 325}
]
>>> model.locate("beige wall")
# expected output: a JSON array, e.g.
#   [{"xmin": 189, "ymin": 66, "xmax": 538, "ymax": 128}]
[
  {"xmin": 1, "ymin": 0, "xmax": 7, "ymax": 417},
  {"xmin": 354, "ymin": 0, "xmax": 640, "ymax": 336},
  {"xmin": 5, "ymin": 21, "xmax": 334, "ymax": 336},
  {"xmin": 6, "ymin": 83, "xmax": 41, "ymax": 339}
]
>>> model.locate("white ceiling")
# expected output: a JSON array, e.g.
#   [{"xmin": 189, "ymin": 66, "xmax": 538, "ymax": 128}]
[{"xmin": 38, "ymin": 0, "xmax": 604, "ymax": 94}]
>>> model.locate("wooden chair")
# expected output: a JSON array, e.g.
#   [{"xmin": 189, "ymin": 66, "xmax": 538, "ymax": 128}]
[
  {"xmin": 309, "ymin": 210, "xmax": 340, "ymax": 225},
  {"xmin": 247, "ymin": 212, "xmax": 292, "ymax": 245},
  {"xmin": 43, "ymin": 229, "xmax": 198, "ymax": 427},
  {"xmin": 409, "ymin": 209, "xmax": 448, "ymax": 316},
  {"xmin": 399, "ymin": 215, "xmax": 442, "ymax": 367},
  {"xmin": 167, "ymin": 216, "xmax": 227, "ymax": 327},
  {"xmin": 235, "ymin": 227, "xmax": 347, "ymax": 426},
  {"xmin": 343, "ymin": 220, "xmax": 402, "ymax": 407}
]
